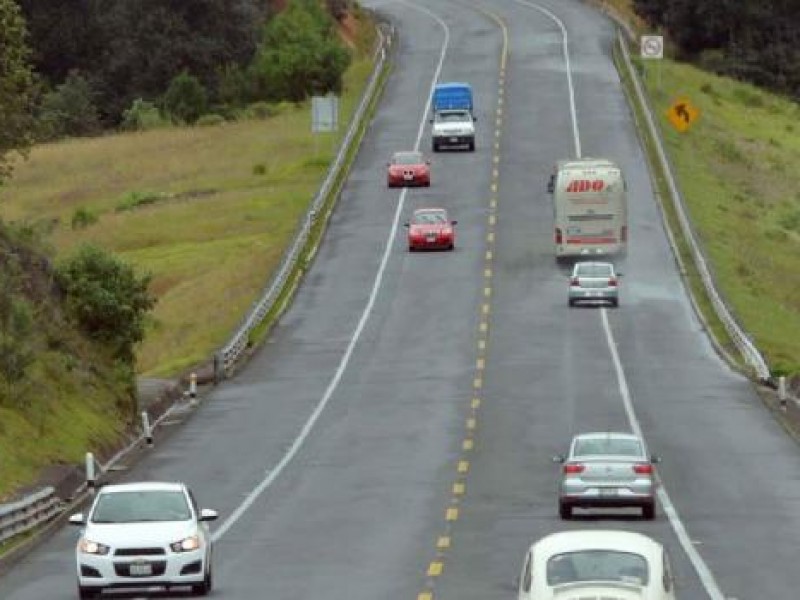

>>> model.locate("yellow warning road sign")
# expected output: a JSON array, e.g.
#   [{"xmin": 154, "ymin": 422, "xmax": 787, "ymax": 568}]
[{"xmin": 666, "ymin": 97, "xmax": 700, "ymax": 132}]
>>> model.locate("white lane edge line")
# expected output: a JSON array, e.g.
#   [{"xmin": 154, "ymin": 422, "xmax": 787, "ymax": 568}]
[
  {"xmin": 510, "ymin": 0, "xmax": 581, "ymax": 158},
  {"xmin": 212, "ymin": 1, "xmax": 451, "ymax": 543},
  {"xmin": 601, "ymin": 309, "xmax": 725, "ymax": 600}
]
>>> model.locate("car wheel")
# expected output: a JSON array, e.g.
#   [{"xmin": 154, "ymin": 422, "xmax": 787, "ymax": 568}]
[
  {"xmin": 432, "ymin": 142, "xmax": 440, "ymax": 153},
  {"xmin": 611, "ymin": 298, "xmax": 619, "ymax": 308},
  {"xmin": 409, "ymin": 246, "xmax": 415, "ymax": 252},
  {"xmin": 558, "ymin": 501, "xmax": 572, "ymax": 520},
  {"xmin": 642, "ymin": 502, "xmax": 655, "ymax": 520},
  {"xmin": 191, "ymin": 567, "xmax": 213, "ymax": 596},
  {"xmin": 425, "ymin": 180, "xmax": 431, "ymax": 187},
  {"xmin": 448, "ymin": 243, "xmax": 454, "ymax": 251},
  {"xmin": 568, "ymin": 299, "xmax": 575, "ymax": 307},
  {"xmin": 78, "ymin": 584, "xmax": 100, "ymax": 599},
  {"xmin": 468, "ymin": 140, "xmax": 475, "ymax": 152}
]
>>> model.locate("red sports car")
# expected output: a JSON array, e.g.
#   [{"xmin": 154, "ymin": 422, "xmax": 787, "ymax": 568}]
[
  {"xmin": 405, "ymin": 208, "xmax": 457, "ymax": 251},
  {"xmin": 387, "ymin": 151, "xmax": 431, "ymax": 187}
]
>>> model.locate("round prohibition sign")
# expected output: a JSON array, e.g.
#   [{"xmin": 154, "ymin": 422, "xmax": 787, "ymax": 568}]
[{"xmin": 641, "ymin": 35, "xmax": 663, "ymax": 59}]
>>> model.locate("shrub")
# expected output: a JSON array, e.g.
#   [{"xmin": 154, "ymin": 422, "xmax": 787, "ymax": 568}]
[
  {"xmin": 246, "ymin": 101, "xmax": 275, "ymax": 120},
  {"xmin": 71, "ymin": 207, "xmax": 98, "ymax": 229},
  {"xmin": 37, "ymin": 71, "xmax": 102, "ymax": 140},
  {"xmin": 196, "ymin": 114, "xmax": 225, "ymax": 127},
  {"xmin": 252, "ymin": 163, "xmax": 267, "ymax": 175},
  {"xmin": 56, "ymin": 244, "xmax": 156, "ymax": 363},
  {"xmin": 115, "ymin": 191, "xmax": 165, "ymax": 212},
  {"xmin": 121, "ymin": 98, "xmax": 169, "ymax": 131},
  {"xmin": 162, "ymin": 71, "xmax": 208, "ymax": 125}
]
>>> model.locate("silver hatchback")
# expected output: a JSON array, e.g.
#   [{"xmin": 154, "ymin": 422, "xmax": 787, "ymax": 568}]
[
  {"xmin": 568, "ymin": 261, "xmax": 620, "ymax": 307},
  {"xmin": 554, "ymin": 432, "xmax": 659, "ymax": 520}
]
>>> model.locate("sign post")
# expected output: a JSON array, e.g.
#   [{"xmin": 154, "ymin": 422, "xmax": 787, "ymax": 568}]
[
  {"xmin": 640, "ymin": 35, "xmax": 664, "ymax": 90},
  {"xmin": 311, "ymin": 95, "xmax": 339, "ymax": 156}
]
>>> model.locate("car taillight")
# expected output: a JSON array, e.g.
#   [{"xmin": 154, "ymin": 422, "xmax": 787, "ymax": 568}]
[
  {"xmin": 633, "ymin": 463, "xmax": 653, "ymax": 474},
  {"xmin": 563, "ymin": 463, "xmax": 585, "ymax": 474},
  {"xmin": 555, "ymin": 228, "xmax": 563, "ymax": 244},
  {"xmin": 570, "ymin": 277, "xmax": 579, "ymax": 286},
  {"xmin": 608, "ymin": 278, "xmax": 618, "ymax": 287},
  {"xmin": 621, "ymin": 225, "xmax": 627, "ymax": 242}
]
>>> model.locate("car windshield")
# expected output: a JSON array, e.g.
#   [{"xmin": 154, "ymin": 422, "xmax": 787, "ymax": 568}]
[
  {"xmin": 574, "ymin": 437, "xmax": 643, "ymax": 457},
  {"xmin": 547, "ymin": 550, "xmax": 649, "ymax": 586},
  {"xmin": 413, "ymin": 212, "xmax": 447, "ymax": 225},
  {"xmin": 435, "ymin": 111, "xmax": 470, "ymax": 123},
  {"xmin": 393, "ymin": 152, "xmax": 423, "ymax": 165},
  {"xmin": 575, "ymin": 264, "xmax": 613, "ymax": 277},
  {"xmin": 91, "ymin": 490, "xmax": 192, "ymax": 523}
]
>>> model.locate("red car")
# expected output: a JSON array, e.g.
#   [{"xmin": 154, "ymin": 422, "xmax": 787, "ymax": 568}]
[
  {"xmin": 387, "ymin": 151, "xmax": 431, "ymax": 187},
  {"xmin": 405, "ymin": 208, "xmax": 457, "ymax": 251}
]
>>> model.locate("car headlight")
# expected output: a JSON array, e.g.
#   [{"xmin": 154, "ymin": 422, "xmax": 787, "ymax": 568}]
[
  {"xmin": 170, "ymin": 535, "xmax": 201, "ymax": 553},
  {"xmin": 79, "ymin": 538, "xmax": 110, "ymax": 555}
]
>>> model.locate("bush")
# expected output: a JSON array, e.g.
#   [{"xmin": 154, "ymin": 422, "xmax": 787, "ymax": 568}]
[
  {"xmin": 162, "ymin": 70, "xmax": 208, "ymax": 125},
  {"xmin": 37, "ymin": 71, "xmax": 102, "ymax": 140},
  {"xmin": 196, "ymin": 114, "xmax": 226, "ymax": 127},
  {"xmin": 56, "ymin": 244, "xmax": 156, "ymax": 363},
  {"xmin": 121, "ymin": 98, "xmax": 169, "ymax": 131},
  {"xmin": 71, "ymin": 207, "xmax": 99, "ymax": 229},
  {"xmin": 115, "ymin": 191, "xmax": 165, "ymax": 212},
  {"xmin": 246, "ymin": 101, "xmax": 275, "ymax": 120}
]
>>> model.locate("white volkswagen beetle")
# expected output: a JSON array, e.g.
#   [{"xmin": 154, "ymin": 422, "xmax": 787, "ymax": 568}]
[{"xmin": 517, "ymin": 530, "xmax": 676, "ymax": 600}]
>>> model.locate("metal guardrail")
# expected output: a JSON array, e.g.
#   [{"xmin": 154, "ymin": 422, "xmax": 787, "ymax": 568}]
[
  {"xmin": 0, "ymin": 487, "xmax": 63, "ymax": 545},
  {"xmin": 617, "ymin": 29, "xmax": 772, "ymax": 382},
  {"xmin": 215, "ymin": 25, "xmax": 393, "ymax": 379}
]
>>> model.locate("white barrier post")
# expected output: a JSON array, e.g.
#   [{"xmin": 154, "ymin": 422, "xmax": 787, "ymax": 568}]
[
  {"xmin": 85, "ymin": 452, "xmax": 96, "ymax": 491},
  {"xmin": 778, "ymin": 376, "xmax": 787, "ymax": 409},
  {"xmin": 142, "ymin": 411, "xmax": 153, "ymax": 447},
  {"xmin": 189, "ymin": 372, "xmax": 198, "ymax": 405}
]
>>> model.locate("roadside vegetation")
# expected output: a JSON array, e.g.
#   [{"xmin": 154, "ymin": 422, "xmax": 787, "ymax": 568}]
[
  {"xmin": 600, "ymin": 0, "xmax": 800, "ymax": 377},
  {"xmin": 0, "ymin": 0, "xmax": 377, "ymax": 500}
]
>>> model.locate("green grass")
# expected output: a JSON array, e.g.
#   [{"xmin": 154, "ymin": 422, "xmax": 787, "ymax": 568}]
[
  {"xmin": 0, "ymin": 40, "xmax": 377, "ymax": 377},
  {"xmin": 620, "ymin": 44, "xmax": 800, "ymax": 375}
]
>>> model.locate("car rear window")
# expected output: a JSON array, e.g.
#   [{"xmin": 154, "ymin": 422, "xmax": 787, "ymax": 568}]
[
  {"xmin": 394, "ymin": 153, "xmax": 422, "ymax": 165},
  {"xmin": 547, "ymin": 550, "xmax": 649, "ymax": 586},
  {"xmin": 574, "ymin": 437, "xmax": 643, "ymax": 457},
  {"xmin": 413, "ymin": 212, "xmax": 447, "ymax": 224},
  {"xmin": 575, "ymin": 264, "xmax": 613, "ymax": 277}
]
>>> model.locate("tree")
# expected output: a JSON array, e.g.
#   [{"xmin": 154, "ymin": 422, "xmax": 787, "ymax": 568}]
[
  {"xmin": 0, "ymin": 259, "xmax": 34, "ymax": 405},
  {"xmin": 163, "ymin": 71, "xmax": 208, "ymax": 124},
  {"xmin": 37, "ymin": 70, "xmax": 102, "ymax": 140},
  {"xmin": 0, "ymin": 0, "xmax": 36, "ymax": 183},
  {"xmin": 250, "ymin": 0, "xmax": 351, "ymax": 102},
  {"xmin": 56, "ymin": 245, "xmax": 156, "ymax": 364}
]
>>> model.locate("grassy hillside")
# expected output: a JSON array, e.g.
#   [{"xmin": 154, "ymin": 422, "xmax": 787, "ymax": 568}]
[
  {"xmin": 638, "ymin": 60, "xmax": 800, "ymax": 374},
  {"xmin": 0, "ymin": 10, "xmax": 377, "ymax": 378},
  {"xmin": 0, "ymin": 228, "xmax": 131, "ymax": 499}
]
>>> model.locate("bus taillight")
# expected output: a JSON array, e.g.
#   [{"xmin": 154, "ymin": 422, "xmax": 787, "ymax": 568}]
[
  {"xmin": 621, "ymin": 225, "xmax": 628, "ymax": 242},
  {"xmin": 555, "ymin": 228, "xmax": 563, "ymax": 244}
]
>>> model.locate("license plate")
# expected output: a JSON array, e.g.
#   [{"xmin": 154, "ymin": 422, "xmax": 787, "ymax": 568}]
[
  {"xmin": 449, "ymin": 137, "xmax": 458, "ymax": 143},
  {"xmin": 403, "ymin": 174, "xmax": 413, "ymax": 180},
  {"xmin": 599, "ymin": 488, "xmax": 617, "ymax": 497},
  {"xmin": 129, "ymin": 562, "xmax": 152, "ymax": 576},
  {"xmin": 426, "ymin": 235, "xmax": 437, "ymax": 242}
]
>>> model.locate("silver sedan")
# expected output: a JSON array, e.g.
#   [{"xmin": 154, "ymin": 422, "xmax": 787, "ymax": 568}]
[
  {"xmin": 568, "ymin": 261, "xmax": 620, "ymax": 307},
  {"xmin": 554, "ymin": 432, "xmax": 659, "ymax": 520}
]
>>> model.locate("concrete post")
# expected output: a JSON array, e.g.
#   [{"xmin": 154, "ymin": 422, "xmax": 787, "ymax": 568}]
[
  {"xmin": 778, "ymin": 376, "xmax": 787, "ymax": 408},
  {"xmin": 189, "ymin": 373, "xmax": 198, "ymax": 405},
  {"xmin": 142, "ymin": 411, "xmax": 153, "ymax": 447},
  {"xmin": 85, "ymin": 452, "xmax": 96, "ymax": 491}
]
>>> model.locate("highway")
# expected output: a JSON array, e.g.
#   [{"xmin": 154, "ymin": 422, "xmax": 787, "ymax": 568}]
[{"xmin": 1, "ymin": 1, "xmax": 799, "ymax": 599}]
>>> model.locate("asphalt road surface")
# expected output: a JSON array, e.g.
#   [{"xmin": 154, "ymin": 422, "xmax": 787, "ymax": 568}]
[{"xmin": 1, "ymin": 1, "xmax": 799, "ymax": 599}]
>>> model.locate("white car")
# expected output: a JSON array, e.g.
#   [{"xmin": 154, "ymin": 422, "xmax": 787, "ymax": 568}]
[
  {"xmin": 517, "ymin": 530, "xmax": 676, "ymax": 600},
  {"xmin": 69, "ymin": 481, "xmax": 218, "ymax": 599}
]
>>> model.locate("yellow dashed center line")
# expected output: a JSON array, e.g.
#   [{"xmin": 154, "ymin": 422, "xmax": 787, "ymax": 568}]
[{"xmin": 419, "ymin": 8, "xmax": 508, "ymax": 598}]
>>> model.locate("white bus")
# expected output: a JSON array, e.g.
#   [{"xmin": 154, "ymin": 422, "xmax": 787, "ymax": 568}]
[{"xmin": 548, "ymin": 158, "xmax": 627, "ymax": 259}]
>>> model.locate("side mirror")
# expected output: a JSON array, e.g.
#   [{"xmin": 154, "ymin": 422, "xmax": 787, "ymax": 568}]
[
  {"xmin": 69, "ymin": 513, "xmax": 85, "ymax": 525},
  {"xmin": 386, "ymin": 162, "xmax": 391, "ymax": 167},
  {"xmin": 473, "ymin": 116, "xmax": 477, "ymax": 122},
  {"xmin": 650, "ymin": 454, "xmax": 661, "ymax": 464},
  {"xmin": 429, "ymin": 118, "xmax": 434, "ymax": 123},
  {"xmin": 403, "ymin": 222, "xmax": 410, "ymax": 228},
  {"xmin": 451, "ymin": 220, "xmax": 458, "ymax": 225},
  {"xmin": 199, "ymin": 508, "xmax": 219, "ymax": 522},
  {"xmin": 547, "ymin": 176, "xmax": 555, "ymax": 193},
  {"xmin": 426, "ymin": 160, "xmax": 431, "ymax": 165},
  {"xmin": 552, "ymin": 454, "xmax": 565, "ymax": 464}
]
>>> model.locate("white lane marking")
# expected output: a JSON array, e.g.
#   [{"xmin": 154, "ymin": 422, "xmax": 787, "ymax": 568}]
[
  {"xmin": 601, "ymin": 310, "xmax": 725, "ymax": 599},
  {"xmin": 507, "ymin": 0, "xmax": 724, "ymax": 595},
  {"xmin": 509, "ymin": 0, "xmax": 581, "ymax": 158},
  {"xmin": 212, "ymin": 1, "xmax": 450, "ymax": 542}
]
